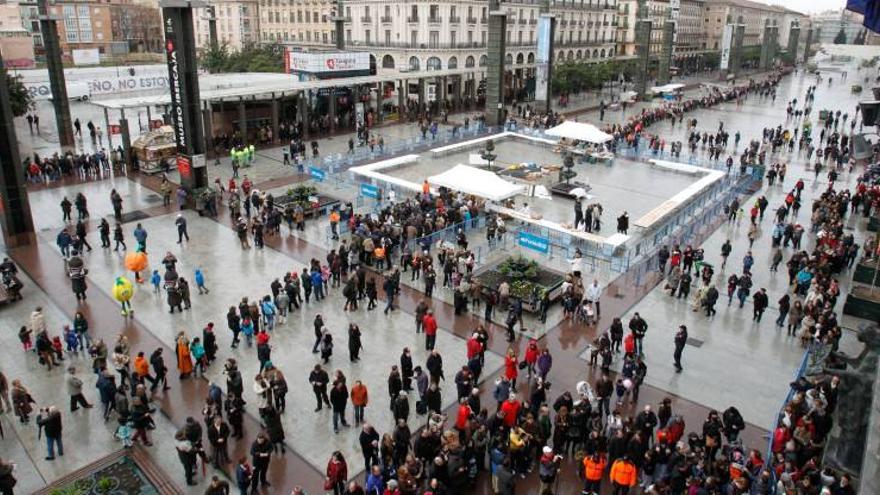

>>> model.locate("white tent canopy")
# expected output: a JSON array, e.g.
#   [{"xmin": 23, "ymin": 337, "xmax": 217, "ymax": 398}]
[
  {"xmin": 545, "ymin": 121, "xmax": 613, "ymax": 144},
  {"xmin": 428, "ymin": 165, "xmax": 525, "ymax": 201}
]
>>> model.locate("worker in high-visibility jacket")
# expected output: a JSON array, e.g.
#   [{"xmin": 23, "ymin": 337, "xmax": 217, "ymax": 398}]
[
  {"xmin": 582, "ymin": 452, "xmax": 607, "ymax": 495},
  {"xmin": 609, "ymin": 455, "xmax": 638, "ymax": 494}
]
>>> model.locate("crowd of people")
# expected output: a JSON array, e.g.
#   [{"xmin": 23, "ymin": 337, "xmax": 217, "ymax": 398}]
[{"xmin": 2, "ymin": 65, "xmax": 876, "ymax": 495}]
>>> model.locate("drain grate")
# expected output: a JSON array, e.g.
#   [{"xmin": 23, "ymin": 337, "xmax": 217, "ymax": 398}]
[
  {"xmin": 613, "ymin": 293, "xmax": 626, "ymax": 299},
  {"xmin": 143, "ymin": 195, "xmax": 163, "ymax": 204},
  {"xmin": 686, "ymin": 337, "xmax": 704, "ymax": 348},
  {"xmin": 121, "ymin": 210, "xmax": 150, "ymax": 223}
]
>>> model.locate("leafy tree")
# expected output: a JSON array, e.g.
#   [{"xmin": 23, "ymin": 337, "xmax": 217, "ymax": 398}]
[
  {"xmin": 4, "ymin": 72, "xmax": 33, "ymax": 117},
  {"xmin": 834, "ymin": 28, "xmax": 847, "ymax": 45},
  {"xmin": 198, "ymin": 42, "xmax": 285, "ymax": 74},
  {"xmin": 200, "ymin": 41, "xmax": 231, "ymax": 74}
]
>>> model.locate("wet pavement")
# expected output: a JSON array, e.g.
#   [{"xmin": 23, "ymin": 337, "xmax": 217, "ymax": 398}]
[{"xmin": 0, "ymin": 65, "xmax": 873, "ymax": 494}]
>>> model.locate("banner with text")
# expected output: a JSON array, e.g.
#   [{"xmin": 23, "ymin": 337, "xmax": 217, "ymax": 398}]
[
  {"xmin": 518, "ymin": 231, "xmax": 550, "ymax": 254},
  {"xmin": 535, "ymin": 16, "xmax": 552, "ymax": 102},
  {"xmin": 720, "ymin": 24, "xmax": 733, "ymax": 70}
]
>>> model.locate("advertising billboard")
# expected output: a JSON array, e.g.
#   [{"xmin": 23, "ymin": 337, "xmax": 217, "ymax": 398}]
[
  {"xmin": 287, "ymin": 52, "xmax": 370, "ymax": 74},
  {"xmin": 72, "ymin": 48, "xmax": 100, "ymax": 66}
]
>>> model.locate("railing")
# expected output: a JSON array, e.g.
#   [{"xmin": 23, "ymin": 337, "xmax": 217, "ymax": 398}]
[
  {"xmin": 428, "ymin": 16, "xmax": 442, "ymax": 23},
  {"xmin": 529, "ymin": 18, "xmax": 537, "ymax": 25},
  {"xmin": 763, "ymin": 341, "xmax": 829, "ymax": 494},
  {"xmin": 467, "ymin": 16, "xmax": 478, "ymax": 23},
  {"xmin": 360, "ymin": 16, "xmax": 372, "ymax": 22},
  {"xmin": 381, "ymin": 16, "xmax": 392, "ymax": 22},
  {"xmin": 450, "ymin": 16, "xmax": 461, "ymax": 23},
  {"xmin": 407, "ymin": 16, "xmax": 419, "ymax": 23},
  {"xmin": 405, "ymin": 216, "xmax": 489, "ymax": 261}
]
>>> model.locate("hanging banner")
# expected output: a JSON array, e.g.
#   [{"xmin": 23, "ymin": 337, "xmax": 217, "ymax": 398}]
[
  {"xmin": 535, "ymin": 16, "xmax": 552, "ymax": 101},
  {"xmin": 720, "ymin": 24, "xmax": 733, "ymax": 70}
]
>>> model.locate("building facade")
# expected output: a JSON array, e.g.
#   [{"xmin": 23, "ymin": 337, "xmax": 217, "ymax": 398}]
[
  {"xmin": 109, "ymin": 0, "xmax": 163, "ymax": 53},
  {"xmin": 812, "ymin": 9, "xmax": 864, "ymax": 45},
  {"xmin": 0, "ymin": 0, "xmax": 35, "ymax": 68},
  {"xmin": 702, "ymin": 0, "xmax": 806, "ymax": 52},
  {"xmin": 257, "ymin": 0, "xmax": 334, "ymax": 47},
  {"xmin": 193, "ymin": 0, "xmax": 260, "ymax": 50},
  {"xmin": 616, "ymin": 0, "xmax": 705, "ymax": 70},
  {"xmin": 340, "ymin": 0, "xmax": 618, "ymax": 74}
]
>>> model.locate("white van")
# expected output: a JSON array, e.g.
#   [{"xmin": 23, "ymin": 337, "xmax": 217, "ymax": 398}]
[{"xmin": 65, "ymin": 81, "xmax": 92, "ymax": 101}]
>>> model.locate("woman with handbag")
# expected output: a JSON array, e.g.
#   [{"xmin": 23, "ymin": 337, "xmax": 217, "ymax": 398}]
[
  {"xmin": 10, "ymin": 380, "xmax": 34, "ymax": 424},
  {"xmin": 325, "ymin": 451, "xmax": 348, "ymax": 495}
]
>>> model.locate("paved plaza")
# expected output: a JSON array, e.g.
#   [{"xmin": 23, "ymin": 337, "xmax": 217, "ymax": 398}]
[{"xmin": 0, "ymin": 65, "xmax": 874, "ymax": 494}]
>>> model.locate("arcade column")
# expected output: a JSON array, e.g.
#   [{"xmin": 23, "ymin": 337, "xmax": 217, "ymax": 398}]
[
  {"xmin": 238, "ymin": 98, "xmax": 247, "ymax": 142},
  {"xmin": 37, "ymin": 0, "xmax": 74, "ymax": 153},
  {"xmin": 0, "ymin": 52, "xmax": 35, "ymax": 247},
  {"xmin": 271, "ymin": 93, "xmax": 279, "ymax": 143},
  {"xmin": 485, "ymin": 0, "xmax": 507, "ymax": 126},
  {"xmin": 160, "ymin": 0, "xmax": 208, "ymax": 192}
]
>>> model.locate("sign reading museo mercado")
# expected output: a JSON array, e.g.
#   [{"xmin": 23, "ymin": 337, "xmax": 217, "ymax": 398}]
[
  {"xmin": 535, "ymin": 16, "xmax": 552, "ymax": 102},
  {"xmin": 518, "ymin": 231, "xmax": 550, "ymax": 254},
  {"xmin": 164, "ymin": 16, "xmax": 186, "ymax": 155}
]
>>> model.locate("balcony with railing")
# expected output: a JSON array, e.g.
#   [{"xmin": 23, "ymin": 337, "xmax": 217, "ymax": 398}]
[
  {"xmin": 381, "ymin": 15, "xmax": 392, "ymax": 23},
  {"xmin": 360, "ymin": 16, "xmax": 372, "ymax": 22},
  {"xmin": 428, "ymin": 15, "xmax": 442, "ymax": 23},
  {"xmin": 466, "ymin": 16, "xmax": 477, "ymax": 23},
  {"xmin": 449, "ymin": 16, "xmax": 461, "ymax": 23},
  {"xmin": 352, "ymin": 40, "xmax": 488, "ymax": 49},
  {"xmin": 518, "ymin": 18, "xmax": 526, "ymax": 25},
  {"xmin": 480, "ymin": 16, "xmax": 487, "ymax": 23},
  {"xmin": 407, "ymin": 15, "xmax": 419, "ymax": 23},
  {"xmin": 529, "ymin": 18, "xmax": 537, "ymax": 24}
]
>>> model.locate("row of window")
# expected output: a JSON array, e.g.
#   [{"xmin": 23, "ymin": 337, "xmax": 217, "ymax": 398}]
[{"xmin": 62, "ymin": 5, "xmax": 93, "ymax": 43}]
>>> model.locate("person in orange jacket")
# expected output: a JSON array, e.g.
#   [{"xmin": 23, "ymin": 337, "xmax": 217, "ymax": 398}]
[
  {"xmin": 609, "ymin": 455, "xmax": 638, "ymax": 494},
  {"xmin": 582, "ymin": 452, "xmax": 607, "ymax": 495},
  {"xmin": 132, "ymin": 351, "xmax": 154, "ymax": 388}
]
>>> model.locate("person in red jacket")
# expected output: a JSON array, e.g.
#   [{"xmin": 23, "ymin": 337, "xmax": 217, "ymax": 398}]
[
  {"xmin": 500, "ymin": 394, "xmax": 521, "ymax": 428},
  {"xmin": 524, "ymin": 339, "xmax": 540, "ymax": 378},
  {"xmin": 325, "ymin": 451, "xmax": 348, "ymax": 494},
  {"xmin": 504, "ymin": 349, "xmax": 519, "ymax": 388},
  {"xmin": 455, "ymin": 397, "xmax": 472, "ymax": 434},
  {"xmin": 423, "ymin": 310, "xmax": 438, "ymax": 351},
  {"xmin": 466, "ymin": 333, "xmax": 482, "ymax": 361}
]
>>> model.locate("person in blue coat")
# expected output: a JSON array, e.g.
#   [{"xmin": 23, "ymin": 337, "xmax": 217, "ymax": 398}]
[{"xmin": 195, "ymin": 268, "xmax": 210, "ymax": 294}]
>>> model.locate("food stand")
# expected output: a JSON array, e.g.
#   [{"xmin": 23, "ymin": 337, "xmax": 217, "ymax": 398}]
[
  {"xmin": 545, "ymin": 121, "xmax": 615, "ymax": 164},
  {"xmin": 132, "ymin": 126, "xmax": 177, "ymax": 174}
]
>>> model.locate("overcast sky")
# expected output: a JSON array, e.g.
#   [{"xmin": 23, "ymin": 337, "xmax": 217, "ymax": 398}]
[{"xmin": 762, "ymin": 0, "xmax": 846, "ymax": 14}]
